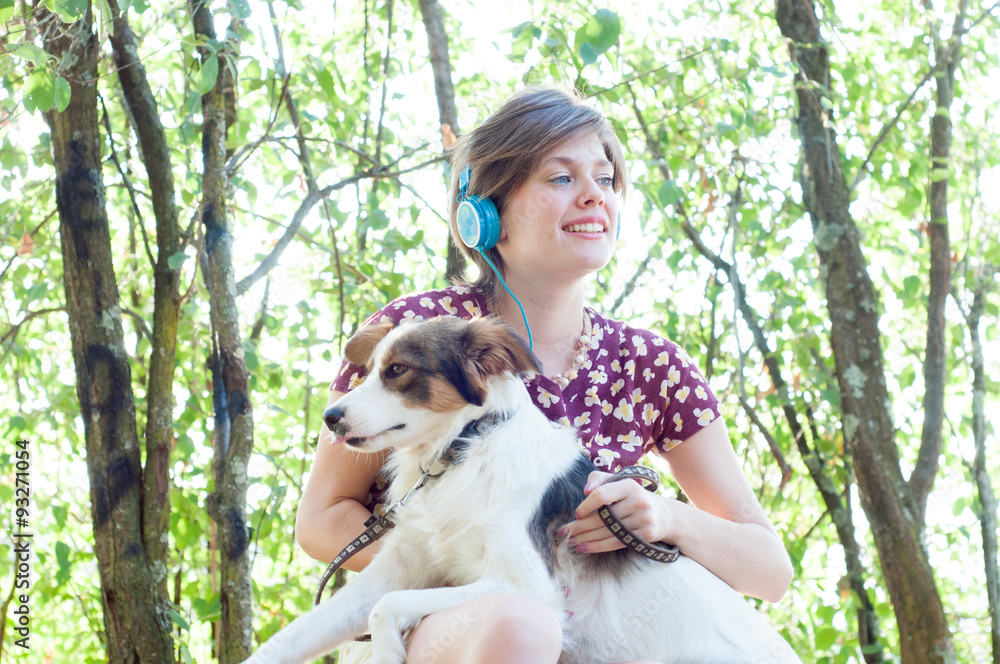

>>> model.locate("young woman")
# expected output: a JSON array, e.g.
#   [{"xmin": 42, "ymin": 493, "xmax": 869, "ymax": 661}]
[{"xmin": 294, "ymin": 86, "xmax": 793, "ymax": 664}]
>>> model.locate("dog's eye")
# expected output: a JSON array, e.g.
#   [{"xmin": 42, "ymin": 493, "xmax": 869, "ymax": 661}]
[{"xmin": 387, "ymin": 363, "xmax": 408, "ymax": 377}]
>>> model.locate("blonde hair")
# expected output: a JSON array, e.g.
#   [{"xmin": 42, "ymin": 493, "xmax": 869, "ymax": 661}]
[{"xmin": 447, "ymin": 85, "xmax": 627, "ymax": 301}]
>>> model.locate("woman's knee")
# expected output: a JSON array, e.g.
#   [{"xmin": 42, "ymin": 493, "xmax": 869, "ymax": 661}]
[{"xmin": 407, "ymin": 594, "xmax": 562, "ymax": 664}]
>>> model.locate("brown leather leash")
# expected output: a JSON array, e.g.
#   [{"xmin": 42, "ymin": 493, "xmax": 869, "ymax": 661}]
[{"xmin": 597, "ymin": 465, "xmax": 681, "ymax": 563}]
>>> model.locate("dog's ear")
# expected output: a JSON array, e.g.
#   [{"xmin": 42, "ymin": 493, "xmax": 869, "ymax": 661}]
[
  {"xmin": 460, "ymin": 317, "xmax": 542, "ymax": 400},
  {"xmin": 343, "ymin": 321, "xmax": 395, "ymax": 367}
]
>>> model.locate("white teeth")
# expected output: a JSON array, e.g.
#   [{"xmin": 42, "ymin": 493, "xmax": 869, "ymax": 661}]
[{"xmin": 564, "ymin": 223, "xmax": 604, "ymax": 233}]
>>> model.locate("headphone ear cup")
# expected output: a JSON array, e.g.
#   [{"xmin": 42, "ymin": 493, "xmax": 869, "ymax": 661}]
[{"xmin": 457, "ymin": 196, "xmax": 501, "ymax": 251}]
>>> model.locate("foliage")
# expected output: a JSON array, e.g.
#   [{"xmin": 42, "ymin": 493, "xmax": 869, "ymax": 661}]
[{"xmin": 0, "ymin": 0, "xmax": 997, "ymax": 661}]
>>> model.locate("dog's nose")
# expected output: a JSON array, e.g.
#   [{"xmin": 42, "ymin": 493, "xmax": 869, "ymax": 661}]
[{"xmin": 323, "ymin": 406, "xmax": 345, "ymax": 433}]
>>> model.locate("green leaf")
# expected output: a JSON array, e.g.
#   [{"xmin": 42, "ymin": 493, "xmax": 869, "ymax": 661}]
[
  {"xmin": 11, "ymin": 44, "xmax": 51, "ymax": 65},
  {"xmin": 226, "ymin": 0, "xmax": 251, "ymax": 19},
  {"xmin": 575, "ymin": 9, "xmax": 621, "ymax": 65},
  {"xmin": 55, "ymin": 541, "xmax": 72, "ymax": 585},
  {"xmin": 169, "ymin": 607, "xmax": 191, "ymax": 632},
  {"xmin": 167, "ymin": 250, "xmax": 188, "ymax": 270},
  {"xmin": 316, "ymin": 68, "xmax": 337, "ymax": 102},
  {"xmin": 197, "ymin": 55, "xmax": 219, "ymax": 95},
  {"xmin": 53, "ymin": 0, "xmax": 87, "ymax": 21},
  {"xmin": 22, "ymin": 69, "xmax": 56, "ymax": 113},
  {"xmin": 0, "ymin": 0, "xmax": 15, "ymax": 23},
  {"xmin": 54, "ymin": 76, "xmax": 71, "ymax": 112},
  {"xmin": 53, "ymin": 504, "xmax": 69, "ymax": 528},
  {"xmin": 658, "ymin": 180, "xmax": 682, "ymax": 207},
  {"xmin": 7, "ymin": 415, "xmax": 26, "ymax": 432}
]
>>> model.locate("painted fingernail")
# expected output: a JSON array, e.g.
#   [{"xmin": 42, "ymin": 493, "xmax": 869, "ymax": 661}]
[
  {"xmin": 575, "ymin": 543, "xmax": 588, "ymax": 553},
  {"xmin": 555, "ymin": 527, "xmax": 567, "ymax": 539},
  {"xmin": 567, "ymin": 537, "xmax": 577, "ymax": 547}
]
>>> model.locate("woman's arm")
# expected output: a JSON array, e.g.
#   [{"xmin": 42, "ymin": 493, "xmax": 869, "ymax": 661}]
[
  {"xmin": 567, "ymin": 418, "xmax": 793, "ymax": 602},
  {"xmin": 294, "ymin": 389, "xmax": 389, "ymax": 570}
]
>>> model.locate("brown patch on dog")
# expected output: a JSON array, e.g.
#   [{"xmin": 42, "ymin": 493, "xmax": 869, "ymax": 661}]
[
  {"xmin": 344, "ymin": 321, "xmax": 395, "ymax": 367},
  {"xmin": 369, "ymin": 317, "xmax": 540, "ymax": 411}
]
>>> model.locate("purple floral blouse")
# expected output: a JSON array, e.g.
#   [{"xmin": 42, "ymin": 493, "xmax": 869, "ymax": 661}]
[{"xmin": 331, "ymin": 286, "xmax": 721, "ymax": 511}]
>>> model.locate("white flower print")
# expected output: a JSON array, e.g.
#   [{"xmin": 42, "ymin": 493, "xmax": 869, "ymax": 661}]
[
  {"xmin": 643, "ymin": 367, "xmax": 654, "ymax": 382},
  {"xmin": 584, "ymin": 386, "xmax": 602, "ymax": 407},
  {"xmin": 676, "ymin": 385, "xmax": 691, "ymax": 403},
  {"xmin": 694, "ymin": 408, "xmax": 715, "ymax": 426},
  {"xmin": 574, "ymin": 412, "xmax": 592, "ymax": 427},
  {"xmin": 652, "ymin": 337, "xmax": 665, "ymax": 347},
  {"xmin": 588, "ymin": 369, "xmax": 609, "ymax": 385},
  {"xmin": 654, "ymin": 351, "xmax": 670, "ymax": 367},
  {"xmin": 632, "ymin": 335, "xmax": 648, "ymax": 356},
  {"xmin": 601, "ymin": 399, "xmax": 613, "ymax": 416},
  {"xmin": 617, "ymin": 431, "xmax": 641, "ymax": 452},
  {"xmin": 594, "ymin": 448, "xmax": 621, "ymax": 468},
  {"xmin": 677, "ymin": 348, "xmax": 693, "ymax": 367},
  {"xmin": 558, "ymin": 416, "xmax": 571, "ymax": 427},
  {"xmin": 536, "ymin": 387, "xmax": 560, "ymax": 408},
  {"xmin": 631, "ymin": 387, "xmax": 645, "ymax": 404},
  {"xmin": 695, "ymin": 385, "xmax": 708, "ymax": 401},
  {"xmin": 672, "ymin": 412, "xmax": 683, "ymax": 432},
  {"xmin": 666, "ymin": 365, "xmax": 681, "ymax": 387},
  {"xmin": 624, "ymin": 359, "xmax": 636, "ymax": 379},
  {"xmin": 641, "ymin": 403, "xmax": 660, "ymax": 426},
  {"xmin": 611, "ymin": 359, "xmax": 621, "ymax": 372},
  {"xmin": 401, "ymin": 309, "xmax": 422, "ymax": 322},
  {"xmin": 594, "ymin": 433, "xmax": 612, "ymax": 447},
  {"xmin": 462, "ymin": 300, "xmax": 482, "ymax": 317},
  {"xmin": 419, "ymin": 296, "xmax": 434, "ymax": 309},
  {"xmin": 610, "ymin": 378, "xmax": 625, "ymax": 396},
  {"xmin": 440, "ymin": 296, "xmax": 459, "ymax": 315},
  {"xmin": 613, "ymin": 399, "xmax": 634, "ymax": 422}
]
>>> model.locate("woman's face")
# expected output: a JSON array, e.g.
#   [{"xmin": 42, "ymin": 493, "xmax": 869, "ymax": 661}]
[{"xmin": 497, "ymin": 131, "xmax": 620, "ymax": 283}]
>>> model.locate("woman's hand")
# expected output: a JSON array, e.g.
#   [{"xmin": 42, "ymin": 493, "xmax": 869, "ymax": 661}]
[{"xmin": 558, "ymin": 470, "xmax": 676, "ymax": 553}]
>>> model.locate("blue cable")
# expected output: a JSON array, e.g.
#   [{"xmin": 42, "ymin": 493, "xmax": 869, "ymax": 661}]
[{"xmin": 477, "ymin": 248, "xmax": 533, "ymax": 351}]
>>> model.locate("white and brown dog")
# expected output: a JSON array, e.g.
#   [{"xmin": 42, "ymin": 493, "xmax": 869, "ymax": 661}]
[{"xmin": 243, "ymin": 316, "xmax": 801, "ymax": 664}]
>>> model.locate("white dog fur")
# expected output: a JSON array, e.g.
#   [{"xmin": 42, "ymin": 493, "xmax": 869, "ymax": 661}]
[{"xmin": 243, "ymin": 316, "xmax": 801, "ymax": 664}]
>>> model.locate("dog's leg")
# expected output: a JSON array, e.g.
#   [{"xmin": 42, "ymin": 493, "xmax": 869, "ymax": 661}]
[
  {"xmin": 242, "ymin": 557, "xmax": 403, "ymax": 664},
  {"xmin": 368, "ymin": 578, "xmax": 514, "ymax": 664}
]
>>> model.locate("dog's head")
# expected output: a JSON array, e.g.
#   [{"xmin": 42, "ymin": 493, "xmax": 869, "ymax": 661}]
[{"xmin": 323, "ymin": 316, "xmax": 540, "ymax": 452}]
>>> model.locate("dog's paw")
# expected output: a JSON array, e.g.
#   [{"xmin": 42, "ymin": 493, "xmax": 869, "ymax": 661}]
[{"xmin": 368, "ymin": 600, "xmax": 414, "ymax": 664}]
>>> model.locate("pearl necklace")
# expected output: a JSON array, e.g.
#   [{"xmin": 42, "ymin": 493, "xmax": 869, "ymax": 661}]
[{"xmin": 549, "ymin": 311, "xmax": 593, "ymax": 390}]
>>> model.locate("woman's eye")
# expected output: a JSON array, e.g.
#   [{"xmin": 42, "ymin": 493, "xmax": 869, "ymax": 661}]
[
  {"xmin": 388, "ymin": 363, "xmax": 408, "ymax": 377},
  {"xmin": 597, "ymin": 176, "xmax": 614, "ymax": 187},
  {"xmin": 550, "ymin": 175, "xmax": 571, "ymax": 185}
]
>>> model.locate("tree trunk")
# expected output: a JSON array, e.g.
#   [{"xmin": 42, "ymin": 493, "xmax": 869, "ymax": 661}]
[
  {"xmin": 774, "ymin": 0, "xmax": 955, "ymax": 661},
  {"xmin": 190, "ymin": 1, "xmax": 254, "ymax": 661},
  {"xmin": 911, "ymin": 1, "xmax": 964, "ymax": 523},
  {"xmin": 628, "ymin": 87, "xmax": 884, "ymax": 660},
  {"xmin": 967, "ymin": 283, "xmax": 1000, "ymax": 663},
  {"xmin": 417, "ymin": 0, "xmax": 466, "ymax": 283},
  {"xmin": 42, "ymin": 4, "xmax": 175, "ymax": 662},
  {"xmin": 107, "ymin": 0, "xmax": 183, "ymax": 601}
]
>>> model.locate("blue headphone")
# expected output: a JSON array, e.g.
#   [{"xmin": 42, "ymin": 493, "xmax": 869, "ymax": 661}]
[{"xmin": 456, "ymin": 166, "xmax": 501, "ymax": 251}]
